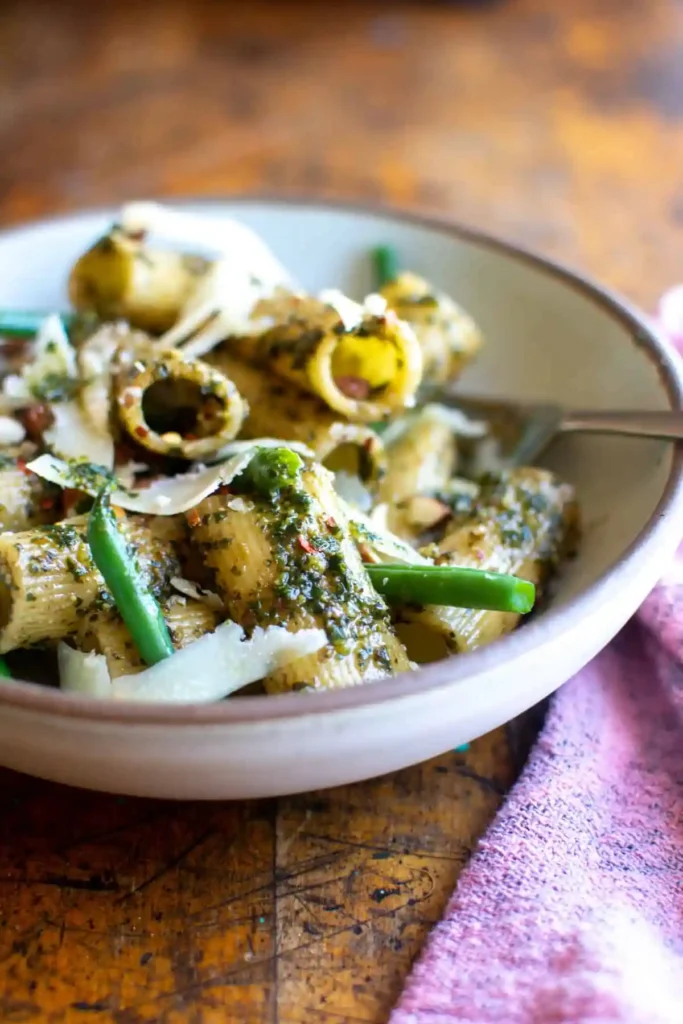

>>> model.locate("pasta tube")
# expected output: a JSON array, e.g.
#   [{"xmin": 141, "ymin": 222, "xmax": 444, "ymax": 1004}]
[
  {"xmin": 76, "ymin": 597, "xmax": 219, "ymax": 679},
  {"xmin": 0, "ymin": 514, "xmax": 184, "ymax": 652},
  {"xmin": 114, "ymin": 345, "xmax": 246, "ymax": 460},
  {"xmin": 68, "ymin": 224, "xmax": 212, "ymax": 334},
  {"xmin": 403, "ymin": 468, "xmax": 578, "ymax": 653},
  {"xmin": 77, "ymin": 608, "xmax": 143, "ymax": 678},
  {"xmin": 208, "ymin": 350, "xmax": 386, "ymax": 496},
  {"xmin": 164, "ymin": 597, "xmax": 219, "ymax": 649},
  {"xmin": 379, "ymin": 406, "xmax": 458, "ymax": 538},
  {"xmin": 238, "ymin": 290, "xmax": 423, "ymax": 422},
  {"xmin": 380, "ymin": 272, "xmax": 483, "ymax": 386},
  {"xmin": 0, "ymin": 453, "xmax": 61, "ymax": 532},
  {"xmin": 186, "ymin": 462, "xmax": 410, "ymax": 691}
]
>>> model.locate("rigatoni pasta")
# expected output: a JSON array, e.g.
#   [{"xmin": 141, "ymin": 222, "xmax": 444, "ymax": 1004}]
[
  {"xmin": 0, "ymin": 514, "xmax": 184, "ymax": 652},
  {"xmin": 379, "ymin": 406, "xmax": 459, "ymax": 539},
  {"xmin": 77, "ymin": 597, "xmax": 220, "ymax": 679},
  {"xmin": 114, "ymin": 344, "xmax": 247, "ymax": 460},
  {"xmin": 380, "ymin": 271, "xmax": 483, "ymax": 386},
  {"xmin": 402, "ymin": 468, "xmax": 578, "ymax": 653},
  {"xmin": 186, "ymin": 462, "xmax": 410, "ymax": 691},
  {"xmin": 235, "ymin": 290, "xmax": 423, "ymax": 423},
  {"xmin": 69, "ymin": 223, "xmax": 212, "ymax": 334}
]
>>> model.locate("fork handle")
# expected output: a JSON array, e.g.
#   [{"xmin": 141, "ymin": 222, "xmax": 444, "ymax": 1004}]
[{"xmin": 562, "ymin": 409, "xmax": 683, "ymax": 441}]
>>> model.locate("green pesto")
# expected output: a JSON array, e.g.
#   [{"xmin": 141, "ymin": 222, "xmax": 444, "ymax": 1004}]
[
  {"xmin": 464, "ymin": 470, "xmax": 571, "ymax": 568},
  {"xmin": 240, "ymin": 480, "xmax": 393, "ymax": 668}
]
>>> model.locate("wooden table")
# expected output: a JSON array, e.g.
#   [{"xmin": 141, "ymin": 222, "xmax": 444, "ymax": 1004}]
[{"xmin": 0, "ymin": 1, "xmax": 682, "ymax": 1020}]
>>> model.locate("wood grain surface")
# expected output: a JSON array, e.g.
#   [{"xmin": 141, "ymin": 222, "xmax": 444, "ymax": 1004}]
[{"xmin": 0, "ymin": 0, "xmax": 682, "ymax": 1021}]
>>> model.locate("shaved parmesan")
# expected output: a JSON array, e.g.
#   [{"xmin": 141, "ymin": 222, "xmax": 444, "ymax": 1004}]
[
  {"xmin": 58, "ymin": 622, "xmax": 327, "ymax": 703},
  {"xmin": 207, "ymin": 437, "xmax": 314, "ymax": 464},
  {"xmin": 161, "ymin": 260, "xmax": 283, "ymax": 354},
  {"xmin": 44, "ymin": 401, "xmax": 115, "ymax": 469},
  {"xmin": 77, "ymin": 324, "xmax": 129, "ymax": 447},
  {"xmin": 26, "ymin": 449, "xmax": 256, "ymax": 515},
  {"xmin": 121, "ymin": 204, "xmax": 293, "ymax": 357},
  {"xmin": 119, "ymin": 203, "xmax": 294, "ymax": 285},
  {"xmin": 58, "ymin": 646, "xmax": 112, "ymax": 698}
]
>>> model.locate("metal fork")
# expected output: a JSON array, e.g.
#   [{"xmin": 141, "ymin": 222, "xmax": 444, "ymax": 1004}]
[{"xmin": 442, "ymin": 396, "xmax": 683, "ymax": 466}]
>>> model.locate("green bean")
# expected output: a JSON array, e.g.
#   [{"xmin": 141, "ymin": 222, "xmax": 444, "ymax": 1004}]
[
  {"xmin": 87, "ymin": 488, "xmax": 174, "ymax": 666},
  {"xmin": 0, "ymin": 657, "xmax": 12, "ymax": 678},
  {"xmin": 367, "ymin": 563, "xmax": 535, "ymax": 614},
  {"xmin": 372, "ymin": 245, "xmax": 399, "ymax": 288}
]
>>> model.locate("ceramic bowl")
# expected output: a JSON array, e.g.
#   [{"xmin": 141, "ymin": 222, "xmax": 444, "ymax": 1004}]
[{"xmin": 0, "ymin": 198, "xmax": 681, "ymax": 799}]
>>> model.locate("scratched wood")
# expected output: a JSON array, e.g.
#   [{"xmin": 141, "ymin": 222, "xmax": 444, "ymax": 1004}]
[{"xmin": 0, "ymin": 0, "xmax": 682, "ymax": 1021}]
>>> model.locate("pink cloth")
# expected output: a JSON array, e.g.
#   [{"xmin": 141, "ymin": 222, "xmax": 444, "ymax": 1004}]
[{"xmin": 390, "ymin": 294, "xmax": 683, "ymax": 1024}]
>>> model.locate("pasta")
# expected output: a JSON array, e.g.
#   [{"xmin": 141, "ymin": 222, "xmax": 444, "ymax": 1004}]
[
  {"xmin": 380, "ymin": 271, "xmax": 483, "ymax": 386},
  {"xmin": 401, "ymin": 468, "xmax": 578, "ymax": 653},
  {"xmin": 113, "ymin": 342, "xmax": 247, "ymax": 460},
  {"xmin": 69, "ymin": 223, "xmax": 212, "ymax": 333},
  {"xmin": 0, "ymin": 514, "xmax": 184, "ymax": 652},
  {"xmin": 0, "ymin": 202, "xmax": 579, "ymax": 704},
  {"xmin": 379, "ymin": 406, "xmax": 459, "ymax": 539},
  {"xmin": 78, "ymin": 597, "xmax": 219, "ymax": 678},
  {"xmin": 186, "ymin": 462, "xmax": 411, "ymax": 691},
  {"xmin": 236, "ymin": 290, "xmax": 424, "ymax": 422}
]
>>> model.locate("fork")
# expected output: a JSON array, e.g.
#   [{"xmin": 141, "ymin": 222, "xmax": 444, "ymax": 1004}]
[{"xmin": 442, "ymin": 395, "xmax": 683, "ymax": 466}]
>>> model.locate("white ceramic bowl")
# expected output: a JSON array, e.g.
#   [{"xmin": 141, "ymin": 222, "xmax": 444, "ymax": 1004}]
[{"xmin": 0, "ymin": 198, "xmax": 681, "ymax": 799}]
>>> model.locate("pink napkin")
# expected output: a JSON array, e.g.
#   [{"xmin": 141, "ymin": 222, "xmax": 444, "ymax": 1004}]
[{"xmin": 390, "ymin": 292, "xmax": 683, "ymax": 1024}]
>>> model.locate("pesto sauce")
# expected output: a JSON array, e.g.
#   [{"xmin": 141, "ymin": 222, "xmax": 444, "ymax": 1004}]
[
  {"xmin": 469, "ymin": 471, "xmax": 565, "ymax": 564},
  {"xmin": 246, "ymin": 482, "xmax": 393, "ymax": 669}
]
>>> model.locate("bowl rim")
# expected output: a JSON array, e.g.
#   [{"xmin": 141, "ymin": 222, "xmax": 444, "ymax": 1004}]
[{"xmin": 0, "ymin": 193, "xmax": 682, "ymax": 724}]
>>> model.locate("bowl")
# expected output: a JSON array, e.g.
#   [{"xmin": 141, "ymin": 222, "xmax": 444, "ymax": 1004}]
[{"xmin": 0, "ymin": 197, "xmax": 681, "ymax": 800}]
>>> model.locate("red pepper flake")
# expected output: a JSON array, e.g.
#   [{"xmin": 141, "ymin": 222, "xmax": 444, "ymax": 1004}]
[
  {"xmin": 187, "ymin": 509, "xmax": 201, "ymax": 528},
  {"xmin": 16, "ymin": 459, "xmax": 29, "ymax": 475},
  {"xmin": 40, "ymin": 497, "xmax": 55, "ymax": 510},
  {"xmin": 185, "ymin": 433, "xmax": 198, "ymax": 441},
  {"xmin": 217, "ymin": 484, "xmax": 232, "ymax": 495},
  {"xmin": 334, "ymin": 375, "xmax": 371, "ymax": 400},
  {"xmin": 134, "ymin": 425, "xmax": 148, "ymax": 439},
  {"xmin": 297, "ymin": 535, "xmax": 315, "ymax": 554},
  {"xmin": 324, "ymin": 516, "xmax": 337, "ymax": 530}
]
